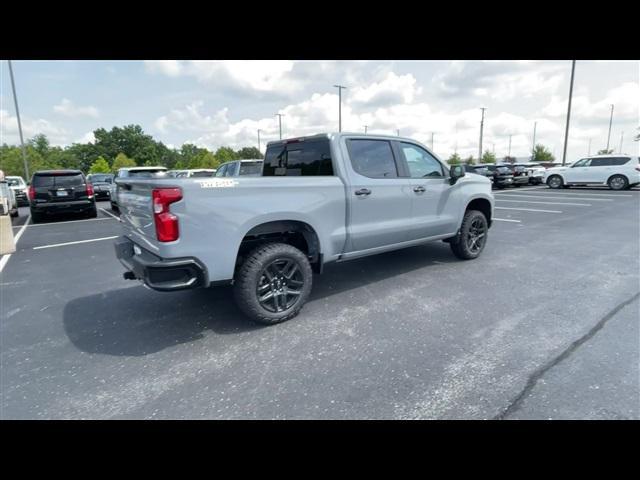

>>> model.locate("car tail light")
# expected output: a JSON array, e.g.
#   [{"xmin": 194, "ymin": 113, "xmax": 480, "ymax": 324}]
[
  {"xmin": 152, "ymin": 188, "xmax": 182, "ymax": 242},
  {"xmin": 86, "ymin": 183, "xmax": 94, "ymax": 197},
  {"xmin": 28, "ymin": 185, "xmax": 35, "ymax": 201}
]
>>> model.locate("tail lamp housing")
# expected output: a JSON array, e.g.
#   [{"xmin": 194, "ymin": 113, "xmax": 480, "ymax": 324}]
[{"xmin": 152, "ymin": 187, "xmax": 182, "ymax": 242}]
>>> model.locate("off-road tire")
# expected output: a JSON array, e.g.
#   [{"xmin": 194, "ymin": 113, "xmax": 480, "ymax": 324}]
[
  {"xmin": 233, "ymin": 242, "xmax": 313, "ymax": 325},
  {"xmin": 450, "ymin": 210, "xmax": 488, "ymax": 260}
]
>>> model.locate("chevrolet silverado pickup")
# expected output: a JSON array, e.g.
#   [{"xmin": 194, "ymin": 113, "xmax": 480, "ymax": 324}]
[{"xmin": 114, "ymin": 133, "xmax": 494, "ymax": 324}]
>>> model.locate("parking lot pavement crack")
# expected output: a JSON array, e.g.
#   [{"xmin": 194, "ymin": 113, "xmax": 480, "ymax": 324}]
[{"xmin": 493, "ymin": 291, "xmax": 640, "ymax": 420}]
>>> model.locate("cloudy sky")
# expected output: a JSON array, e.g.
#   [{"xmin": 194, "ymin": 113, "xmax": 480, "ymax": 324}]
[{"xmin": 1, "ymin": 60, "xmax": 638, "ymax": 160}]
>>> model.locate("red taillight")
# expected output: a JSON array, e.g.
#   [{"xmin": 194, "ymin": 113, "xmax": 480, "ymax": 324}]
[
  {"xmin": 152, "ymin": 188, "xmax": 182, "ymax": 242},
  {"xmin": 28, "ymin": 185, "xmax": 35, "ymax": 201},
  {"xmin": 86, "ymin": 183, "xmax": 94, "ymax": 197}
]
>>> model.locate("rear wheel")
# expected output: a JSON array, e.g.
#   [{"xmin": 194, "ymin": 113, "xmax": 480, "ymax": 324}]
[
  {"xmin": 10, "ymin": 209, "xmax": 19, "ymax": 218},
  {"xmin": 233, "ymin": 243, "xmax": 313, "ymax": 325},
  {"xmin": 30, "ymin": 211, "xmax": 44, "ymax": 223},
  {"xmin": 547, "ymin": 175, "xmax": 563, "ymax": 189},
  {"xmin": 87, "ymin": 206, "xmax": 98, "ymax": 218},
  {"xmin": 608, "ymin": 174, "xmax": 628, "ymax": 191},
  {"xmin": 450, "ymin": 210, "xmax": 488, "ymax": 260}
]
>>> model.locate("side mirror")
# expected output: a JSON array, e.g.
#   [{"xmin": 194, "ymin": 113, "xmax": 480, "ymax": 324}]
[{"xmin": 449, "ymin": 165, "xmax": 466, "ymax": 185}]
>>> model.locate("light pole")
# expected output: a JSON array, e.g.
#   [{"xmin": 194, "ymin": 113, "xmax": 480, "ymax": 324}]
[
  {"xmin": 397, "ymin": 129, "xmax": 400, "ymax": 136},
  {"xmin": 431, "ymin": 132, "xmax": 435, "ymax": 151},
  {"xmin": 364, "ymin": 125, "xmax": 368, "ymax": 134},
  {"xmin": 508, "ymin": 134, "xmax": 513, "ymax": 157},
  {"xmin": 257, "ymin": 129, "xmax": 262, "ymax": 153},
  {"xmin": 333, "ymin": 85, "xmax": 347, "ymax": 132},
  {"xmin": 275, "ymin": 114, "xmax": 284, "ymax": 140},
  {"xmin": 588, "ymin": 138, "xmax": 592, "ymax": 155},
  {"xmin": 561, "ymin": 60, "xmax": 576, "ymax": 166},
  {"xmin": 531, "ymin": 121, "xmax": 537, "ymax": 160},
  {"xmin": 478, "ymin": 107, "xmax": 487, "ymax": 162},
  {"xmin": 606, "ymin": 104, "xmax": 614, "ymax": 151},
  {"xmin": 7, "ymin": 60, "xmax": 29, "ymax": 180},
  {"xmin": 619, "ymin": 131, "xmax": 624, "ymax": 153}
]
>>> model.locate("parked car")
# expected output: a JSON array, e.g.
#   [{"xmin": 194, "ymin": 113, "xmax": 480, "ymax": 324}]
[
  {"xmin": 215, "ymin": 159, "xmax": 263, "ymax": 177},
  {"xmin": 114, "ymin": 132, "xmax": 494, "ymax": 325},
  {"xmin": 481, "ymin": 164, "xmax": 515, "ymax": 189},
  {"xmin": 28, "ymin": 170, "xmax": 97, "ymax": 223},
  {"xmin": 86, "ymin": 173, "xmax": 114, "ymax": 201},
  {"xmin": 544, "ymin": 155, "xmax": 640, "ymax": 190},
  {"xmin": 0, "ymin": 180, "xmax": 19, "ymax": 217},
  {"xmin": 5, "ymin": 176, "xmax": 29, "ymax": 206},
  {"xmin": 109, "ymin": 166, "xmax": 168, "ymax": 211},
  {"xmin": 497, "ymin": 163, "xmax": 530, "ymax": 186},
  {"xmin": 174, "ymin": 169, "xmax": 217, "ymax": 178},
  {"xmin": 513, "ymin": 163, "xmax": 546, "ymax": 185}
]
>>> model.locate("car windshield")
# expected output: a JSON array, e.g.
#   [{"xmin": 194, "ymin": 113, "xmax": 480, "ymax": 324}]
[
  {"xmin": 128, "ymin": 169, "xmax": 167, "ymax": 178},
  {"xmin": 6, "ymin": 178, "xmax": 23, "ymax": 187},
  {"xmin": 239, "ymin": 162, "xmax": 263, "ymax": 176}
]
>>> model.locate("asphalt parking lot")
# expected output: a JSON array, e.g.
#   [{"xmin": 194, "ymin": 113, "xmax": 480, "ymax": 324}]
[{"xmin": 2, "ymin": 187, "xmax": 639, "ymax": 419}]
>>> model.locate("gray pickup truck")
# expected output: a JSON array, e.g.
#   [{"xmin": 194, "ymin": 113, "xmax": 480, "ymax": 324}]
[{"xmin": 114, "ymin": 133, "xmax": 494, "ymax": 324}]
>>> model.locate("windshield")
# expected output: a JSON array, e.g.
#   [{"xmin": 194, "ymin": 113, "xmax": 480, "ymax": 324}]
[
  {"xmin": 129, "ymin": 170, "xmax": 168, "ymax": 178},
  {"xmin": 6, "ymin": 178, "xmax": 24, "ymax": 187},
  {"xmin": 239, "ymin": 162, "xmax": 263, "ymax": 176}
]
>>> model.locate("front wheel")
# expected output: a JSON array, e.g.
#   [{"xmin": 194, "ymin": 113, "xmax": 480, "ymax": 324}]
[
  {"xmin": 233, "ymin": 243, "xmax": 313, "ymax": 325},
  {"xmin": 450, "ymin": 210, "xmax": 489, "ymax": 260}
]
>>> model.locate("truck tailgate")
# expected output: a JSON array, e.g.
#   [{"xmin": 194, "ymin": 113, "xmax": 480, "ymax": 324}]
[{"xmin": 115, "ymin": 179, "xmax": 163, "ymax": 252}]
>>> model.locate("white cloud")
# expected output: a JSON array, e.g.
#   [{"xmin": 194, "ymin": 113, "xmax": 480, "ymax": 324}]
[
  {"xmin": 53, "ymin": 98, "xmax": 99, "ymax": 118},
  {"xmin": 145, "ymin": 60, "xmax": 299, "ymax": 93},
  {"xmin": 76, "ymin": 131, "xmax": 96, "ymax": 144},
  {"xmin": 350, "ymin": 72, "xmax": 422, "ymax": 107},
  {"xmin": 1, "ymin": 109, "xmax": 70, "ymax": 145}
]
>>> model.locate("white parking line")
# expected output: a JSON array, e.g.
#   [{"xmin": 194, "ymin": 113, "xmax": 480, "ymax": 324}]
[
  {"xmin": 99, "ymin": 208, "xmax": 122, "ymax": 222},
  {"xmin": 0, "ymin": 215, "xmax": 31, "ymax": 273},
  {"xmin": 12, "ymin": 216, "xmax": 114, "ymax": 229},
  {"xmin": 33, "ymin": 235, "xmax": 119, "ymax": 250},
  {"xmin": 494, "ymin": 193, "xmax": 612, "ymax": 202},
  {"xmin": 507, "ymin": 190, "xmax": 634, "ymax": 198},
  {"xmin": 495, "ymin": 206, "xmax": 563, "ymax": 213},
  {"xmin": 493, "ymin": 218, "xmax": 521, "ymax": 223},
  {"xmin": 495, "ymin": 199, "xmax": 591, "ymax": 206}
]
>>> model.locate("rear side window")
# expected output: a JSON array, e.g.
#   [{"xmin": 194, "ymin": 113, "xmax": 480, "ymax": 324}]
[
  {"xmin": 239, "ymin": 162, "xmax": 263, "ymax": 175},
  {"xmin": 347, "ymin": 139, "xmax": 397, "ymax": 178},
  {"xmin": 33, "ymin": 174, "xmax": 84, "ymax": 187},
  {"xmin": 263, "ymin": 139, "xmax": 334, "ymax": 176}
]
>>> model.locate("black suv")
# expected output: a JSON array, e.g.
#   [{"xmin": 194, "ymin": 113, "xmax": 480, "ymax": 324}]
[
  {"xmin": 86, "ymin": 173, "xmax": 114, "ymax": 201},
  {"xmin": 29, "ymin": 170, "xmax": 97, "ymax": 223}
]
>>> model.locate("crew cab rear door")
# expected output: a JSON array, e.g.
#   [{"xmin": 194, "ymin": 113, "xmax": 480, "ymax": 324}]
[{"xmin": 342, "ymin": 137, "xmax": 413, "ymax": 252}]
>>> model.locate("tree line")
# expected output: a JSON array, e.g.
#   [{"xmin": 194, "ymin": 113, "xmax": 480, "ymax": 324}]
[
  {"xmin": 446, "ymin": 144, "xmax": 556, "ymax": 165},
  {"xmin": 0, "ymin": 124, "xmax": 263, "ymax": 178}
]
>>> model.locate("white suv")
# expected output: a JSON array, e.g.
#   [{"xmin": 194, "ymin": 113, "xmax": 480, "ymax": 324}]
[{"xmin": 544, "ymin": 155, "xmax": 640, "ymax": 190}]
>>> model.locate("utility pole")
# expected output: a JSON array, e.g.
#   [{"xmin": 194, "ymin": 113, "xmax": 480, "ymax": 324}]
[
  {"xmin": 454, "ymin": 122, "xmax": 458, "ymax": 154},
  {"xmin": 257, "ymin": 129, "xmax": 262, "ymax": 153},
  {"xmin": 606, "ymin": 104, "xmax": 614, "ymax": 151},
  {"xmin": 492, "ymin": 142, "xmax": 495, "ymax": 153},
  {"xmin": 333, "ymin": 85, "xmax": 347, "ymax": 132},
  {"xmin": 364, "ymin": 125, "xmax": 368, "ymax": 134},
  {"xmin": 619, "ymin": 131, "xmax": 624, "ymax": 153},
  {"xmin": 431, "ymin": 132, "xmax": 435, "ymax": 151},
  {"xmin": 508, "ymin": 134, "xmax": 513, "ymax": 157},
  {"xmin": 561, "ymin": 60, "xmax": 576, "ymax": 166},
  {"xmin": 478, "ymin": 107, "xmax": 487, "ymax": 162},
  {"xmin": 275, "ymin": 114, "xmax": 284, "ymax": 140},
  {"xmin": 7, "ymin": 60, "xmax": 29, "ymax": 180},
  {"xmin": 531, "ymin": 121, "xmax": 537, "ymax": 160},
  {"xmin": 397, "ymin": 129, "xmax": 400, "ymax": 136},
  {"xmin": 588, "ymin": 138, "xmax": 592, "ymax": 155}
]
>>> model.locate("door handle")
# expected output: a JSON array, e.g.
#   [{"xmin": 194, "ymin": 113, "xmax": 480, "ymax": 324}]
[
  {"xmin": 355, "ymin": 188, "xmax": 371, "ymax": 196},
  {"xmin": 413, "ymin": 186, "xmax": 426, "ymax": 193}
]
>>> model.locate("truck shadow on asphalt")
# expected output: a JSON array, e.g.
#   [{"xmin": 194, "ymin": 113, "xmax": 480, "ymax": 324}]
[{"xmin": 62, "ymin": 242, "xmax": 458, "ymax": 357}]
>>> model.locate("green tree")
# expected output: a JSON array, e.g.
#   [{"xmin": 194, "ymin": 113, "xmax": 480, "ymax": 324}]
[
  {"xmin": 215, "ymin": 146, "xmax": 239, "ymax": 163},
  {"xmin": 447, "ymin": 153, "xmax": 462, "ymax": 165},
  {"xmin": 531, "ymin": 144, "xmax": 555, "ymax": 162},
  {"xmin": 481, "ymin": 151, "xmax": 497, "ymax": 164},
  {"xmin": 92, "ymin": 125, "xmax": 165, "ymax": 166},
  {"xmin": 236, "ymin": 147, "xmax": 262, "ymax": 159},
  {"xmin": 111, "ymin": 152, "xmax": 137, "ymax": 172},
  {"xmin": 464, "ymin": 156, "xmax": 476, "ymax": 165},
  {"xmin": 597, "ymin": 149, "xmax": 614, "ymax": 155},
  {"xmin": 29, "ymin": 134, "xmax": 51, "ymax": 158},
  {"xmin": 88, "ymin": 156, "xmax": 111, "ymax": 174},
  {"xmin": 0, "ymin": 144, "xmax": 61, "ymax": 177},
  {"xmin": 503, "ymin": 156, "xmax": 516, "ymax": 163}
]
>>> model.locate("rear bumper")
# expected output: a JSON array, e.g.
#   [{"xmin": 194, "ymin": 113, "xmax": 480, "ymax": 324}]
[
  {"xmin": 31, "ymin": 199, "xmax": 95, "ymax": 214},
  {"xmin": 114, "ymin": 236, "xmax": 208, "ymax": 292}
]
